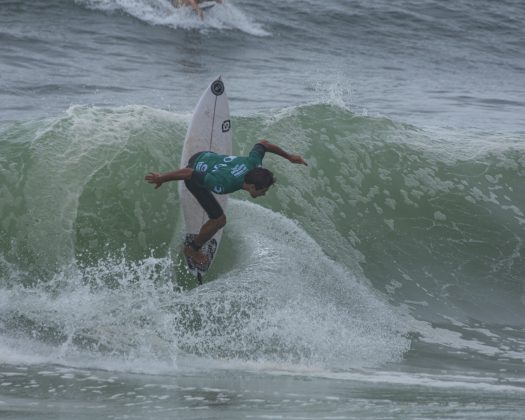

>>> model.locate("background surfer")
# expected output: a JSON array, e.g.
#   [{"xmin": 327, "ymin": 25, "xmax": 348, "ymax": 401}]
[
  {"xmin": 145, "ymin": 140, "xmax": 307, "ymax": 264},
  {"xmin": 171, "ymin": 0, "xmax": 224, "ymax": 20}
]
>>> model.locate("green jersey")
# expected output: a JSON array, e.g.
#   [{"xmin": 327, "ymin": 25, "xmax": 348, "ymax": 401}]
[{"xmin": 191, "ymin": 144, "xmax": 266, "ymax": 194}]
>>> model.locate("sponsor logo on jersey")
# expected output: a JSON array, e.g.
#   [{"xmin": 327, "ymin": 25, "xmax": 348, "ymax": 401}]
[
  {"xmin": 230, "ymin": 164, "xmax": 248, "ymax": 177},
  {"xmin": 213, "ymin": 185, "xmax": 224, "ymax": 194},
  {"xmin": 212, "ymin": 163, "xmax": 227, "ymax": 172},
  {"xmin": 196, "ymin": 162, "xmax": 208, "ymax": 172}
]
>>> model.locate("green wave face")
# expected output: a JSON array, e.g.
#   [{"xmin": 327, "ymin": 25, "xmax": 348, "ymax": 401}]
[{"xmin": 1, "ymin": 104, "xmax": 524, "ymax": 368}]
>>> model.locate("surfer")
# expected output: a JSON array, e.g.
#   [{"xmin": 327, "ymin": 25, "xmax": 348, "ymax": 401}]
[
  {"xmin": 145, "ymin": 140, "xmax": 307, "ymax": 264},
  {"xmin": 171, "ymin": 0, "xmax": 223, "ymax": 20}
]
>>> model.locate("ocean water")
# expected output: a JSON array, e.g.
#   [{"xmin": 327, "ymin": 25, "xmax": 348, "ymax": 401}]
[{"xmin": 1, "ymin": 0, "xmax": 525, "ymax": 418}]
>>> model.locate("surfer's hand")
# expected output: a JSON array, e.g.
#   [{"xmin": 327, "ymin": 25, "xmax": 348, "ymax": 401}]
[
  {"xmin": 288, "ymin": 155, "xmax": 308, "ymax": 166},
  {"xmin": 145, "ymin": 172, "xmax": 163, "ymax": 189}
]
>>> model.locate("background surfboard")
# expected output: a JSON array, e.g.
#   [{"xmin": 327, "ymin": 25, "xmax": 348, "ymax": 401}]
[
  {"xmin": 199, "ymin": 1, "xmax": 216, "ymax": 11},
  {"xmin": 172, "ymin": 0, "xmax": 216, "ymax": 12},
  {"xmin": 178, "ymin": 76, "xmax": 232, "ymax": 283}
]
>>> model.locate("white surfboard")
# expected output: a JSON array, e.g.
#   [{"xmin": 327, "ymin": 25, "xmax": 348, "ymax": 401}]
[
  {"xmin": 199, "ymin": 1, "xmax": 216, "ymax": 10},
  {"xmin": 173, "ymin": 0, "xmax": 216, "ymax": 11},
  {"xmin": 179, "ymin": 76, "xmax": 232, "ymax": 283}
]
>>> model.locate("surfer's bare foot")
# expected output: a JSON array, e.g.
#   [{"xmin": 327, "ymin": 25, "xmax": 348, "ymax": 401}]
[{"xmin": 184, "ymin": 245, "xmax": 210, "ymax": 266}]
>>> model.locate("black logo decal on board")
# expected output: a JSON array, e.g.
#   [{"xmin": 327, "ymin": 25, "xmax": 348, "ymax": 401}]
[
  {"xmin": 222, "ymin": 119, "xmax": 231, "ymax": 132},
  {"xmin": 211, "ymin": 80, "xmax": 224, "ymax": 96}
]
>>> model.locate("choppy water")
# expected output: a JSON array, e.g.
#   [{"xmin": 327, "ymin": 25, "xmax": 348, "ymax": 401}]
[{"xmin": 1, "ymin": 0, "xmax": 525, "ymax": 418}]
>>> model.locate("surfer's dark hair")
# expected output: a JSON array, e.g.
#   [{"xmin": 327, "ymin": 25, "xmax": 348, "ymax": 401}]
[{"xmin": 245, "ymin": 167, "xmax": 275, "ymax": 190}]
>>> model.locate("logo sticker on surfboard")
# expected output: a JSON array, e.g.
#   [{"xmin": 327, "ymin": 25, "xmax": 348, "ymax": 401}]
[
  {"xmin": 211, "ymin": 80, "xmax": 224, "ymax": 96},
  {"xmin": 222, "ymin": 119, "xmax": 231, "ymax": 132}
]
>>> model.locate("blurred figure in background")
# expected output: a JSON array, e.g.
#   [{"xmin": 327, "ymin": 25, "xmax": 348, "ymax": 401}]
[{"xmin": 172, "ymin": 0, "xmax": 224, "ymax": 20}]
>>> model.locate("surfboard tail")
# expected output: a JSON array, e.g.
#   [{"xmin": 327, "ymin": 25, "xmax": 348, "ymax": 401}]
[{"xmin": 183, "ymin": 234, "xmax": 218, "ymax": 281}]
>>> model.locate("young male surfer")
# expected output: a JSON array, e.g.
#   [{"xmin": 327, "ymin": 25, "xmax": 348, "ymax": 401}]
[
  {"xmin": 171, "ymin": 0, "xmax": 223, "ymax": 20},
  {"xmin": 145, "ymin": 140, "xmax": 307, "ymax": 264}
]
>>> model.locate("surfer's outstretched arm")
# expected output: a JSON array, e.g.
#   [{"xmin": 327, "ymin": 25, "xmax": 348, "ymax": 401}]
[
  {"xmin": 144, "ymin": 168, "xmax": 193, "ymax": 189},
  {"xmin": 258, "ymin": 139, "xmax": 308, "ymax": 166}
]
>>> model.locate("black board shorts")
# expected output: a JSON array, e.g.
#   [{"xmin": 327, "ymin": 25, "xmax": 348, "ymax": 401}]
[{"xmin": 185, "ymin": 152, "xmax": 224, "ymax": 220}]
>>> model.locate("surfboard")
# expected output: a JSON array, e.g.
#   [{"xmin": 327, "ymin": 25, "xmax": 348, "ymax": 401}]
[
  {"xmin": 199, "ymin": 1, "xmax": 216, "ymax": 11},
  {"xmin": 179, "ymin": 76, "xmax": 232, "ymax": 284},
  {"xmin": 172, "ymin": 0, "xmax": 216, "ymax": 11}
]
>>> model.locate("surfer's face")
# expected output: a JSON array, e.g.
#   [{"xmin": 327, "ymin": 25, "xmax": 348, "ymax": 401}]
[{"xmin": 249, "ymin": 185, "xmax": 270, "ymax": 198}]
